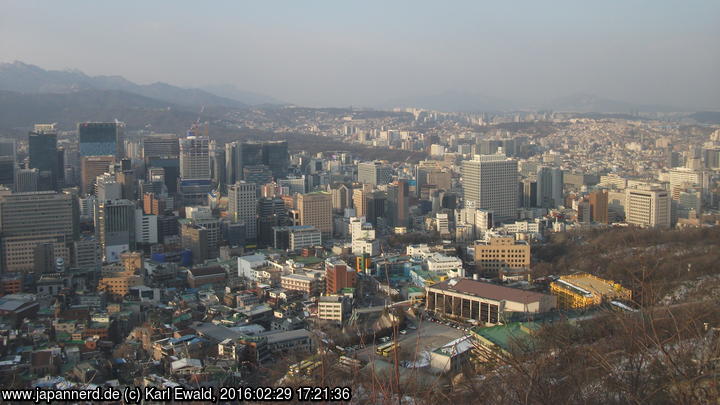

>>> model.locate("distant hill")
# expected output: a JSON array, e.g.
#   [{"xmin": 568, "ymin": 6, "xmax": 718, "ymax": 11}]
[
  {"xmin": 202, "ymin": 84, "xmax": 284, "ymax": 106},
  {"xmin": 0, "ymin": 89, "xmax": 204, "ymax": 132},
  {"xmin": 0, "ymin": 61, "xmax": 249, "ymax": 108},
  {"xmin": 688, "ymin": 111, "xmax": 720, "ymax": 124}
]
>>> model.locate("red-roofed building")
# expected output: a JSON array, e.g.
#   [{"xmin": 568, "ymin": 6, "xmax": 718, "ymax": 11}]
[{"xmin": 426, "ymin": 278, "xmax": 556, "ymax": 324}]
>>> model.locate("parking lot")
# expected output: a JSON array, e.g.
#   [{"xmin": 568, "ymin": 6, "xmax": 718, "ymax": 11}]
[{"xmin": 352, "ymin": 315, "xmax": 467, "ymax": 364}]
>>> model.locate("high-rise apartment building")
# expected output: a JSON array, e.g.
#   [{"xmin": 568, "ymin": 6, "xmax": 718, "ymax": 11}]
[
  {"xmin": 298, "ymin": 192, "xmax": 332, "ymax": 237},
  {"xmin": 358, "ymin": 161, "xmax": 393, "ymax": 186},
  {"xmin": 228, "ymin": 181, "xmax": 258, "ymax": 240},
  {"xmin": 625, "ymin": 186, "xmax": 671, "ymax": 228},
  {"xmin": 462, "ymin": 154, "xmax": 518, "ymax": 223}
]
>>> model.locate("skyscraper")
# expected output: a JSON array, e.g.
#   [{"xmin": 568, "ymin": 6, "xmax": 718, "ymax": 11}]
[
  {"xmin": 358, "ymin": 161, "xmax": 393, "ymax": 186},
  {"xmin": 28, "ymin": 130, "xmax": 59, "ymax": 190},
  {"xmin": 142, "ymin": 133, "xmax": 180, "ymax": 158},
  {"xmin": 81, "ymin": 155, "xmax": 115, "ymax": 195},
  {"xmin": 536, "ymin": 166, "xmax": 564, "ymax": 208},
  {"xmin": 462, "ymin": 154, "xmax": 518, "ymax": 223},
  {"xmin": 179, "ymin": 135, "xmax": 211, "ymax": 180},
  {"xmin": 0, "ymin": 191, "xmax": 74, "ymax": 273},
  {"xmin": 79, "ymin": 122, "xmax": 124, "ymax": 158},
  {"xmin": 179, "ymin": 135, "xmax": 211, "ymax": 205},
  {"xmin": 95, "ymin": 199, "xmax": 136, "ymax": 262},
  {"xmin": 261, "ymin": 141, "xmax": 289, "ymax": 178},
  {"xmin": 0, "ymin": 139, "xmax": 16, "ymax": 189},
  {"xmin": 298, "ymin": 192, "xmax": 333, "ymax": 237},
  {"xmin": 15, "ymin": 168, "xmax": 39, "ymax": 192},
  {"xmin": 228, "ymin": 181, "xmax": 258, "ymax": 240}
]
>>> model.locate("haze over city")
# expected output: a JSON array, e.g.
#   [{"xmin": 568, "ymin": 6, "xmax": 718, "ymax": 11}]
[
  {"xmin": 0, "ymin": 2, "xmax": 720, "ymax": 404},
  {"xmin": 2, "ymin": 0, "xmax": 719, "ymax": 109}
]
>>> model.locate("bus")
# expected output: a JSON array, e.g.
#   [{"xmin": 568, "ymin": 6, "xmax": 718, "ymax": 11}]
[
  {"xmin": 375, "ymin": 341, "xmax": 399, "ymax": 357},
  {"xmin": 289, "ymin": 360, "xmax": 321, "ymax": 376}
]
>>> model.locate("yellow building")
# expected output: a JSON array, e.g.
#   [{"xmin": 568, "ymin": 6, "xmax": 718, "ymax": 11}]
[{"xmin": 550, "ymin": 273, "xmax": 631, "ymax": 310}]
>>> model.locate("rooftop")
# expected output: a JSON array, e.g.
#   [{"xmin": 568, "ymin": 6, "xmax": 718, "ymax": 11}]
[{"xmin": 429, "ymin": 278, "xmax": 549, "ymax": 304}]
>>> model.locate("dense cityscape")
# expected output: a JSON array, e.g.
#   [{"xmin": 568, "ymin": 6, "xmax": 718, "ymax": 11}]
[{"xmin": 0, "ymin": 2, "xmax": 719, "ymax": 404}]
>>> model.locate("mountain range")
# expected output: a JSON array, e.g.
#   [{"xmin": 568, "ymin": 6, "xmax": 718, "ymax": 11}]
[{"xmin": 0, "ymin": 61, "xmax": 281, "ymax": 108}]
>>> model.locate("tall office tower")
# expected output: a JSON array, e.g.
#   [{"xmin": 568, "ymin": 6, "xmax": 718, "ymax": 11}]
[
  {"xmin": 298, "ymin": 192, "xmax": 333, "ymax": 237},
  {"xmin": 257, "ymin": 197, "xmax": 288, "ymax": 247},
  {"xmin": 0, "ymin": 191, "xmax": 74, "ymax": 273},
  {"xmin": 95, "ymin": 199, "xmax": 136, "ymax": 262},
  {"xmin": 331, "ymin": 183, "xmax": 352, "ymax": 213},
  {"xmin": 135, "ymin": 208, "xmax": 158, "ymax": 245},
  {"xmin": 179, "ymin": 135, "xmax": 210, "ymax": 180},
  {"xmin": 212, "ymin": 147, "xmax": 226, "ymax": 188},
  {"xmin": 56, "ymin": 147, "xmax": 65, "ymax": 189},
  {"xmin": 179, "ymin": 135, "xmax": 211, "ymax": 205},
  {"xmin": 358, "ymin": 161, "xmax": 393, "ymax": 186},
  {"xmin": 181, "ymin": 223, "xmax": 209, "ymax": 265},
  {"xmin": 702, "ymin": 147, "xmax": 720, "ymax": 170},
  {"xmin": 224, "ymin": 142, "xmax": 239, "ymax": 185},
  {"xmin": 142, "ymin": 134, "xmax": 179, "ymax": 158},
  {"xmin": 625, "ymin": 186, "xmax": 671, "ymax": 229},
  {"xmin": 352, "ymin": 184, "xmax": 373, "ymax": 218},
  {"xmin": 462, "ymin": 154, "xmax": 519, "ymax": 223},
  {"xmin": 386, "ymin": 180, "xmax": 409, "ymax": 227},
  {"xmin": 536, "ymin": 166, "xmax": 564, "ymax": 208},
  {"xmin": 243, "ymin": 165, "xmax": 273, "ymax": 187},
  {"xmin": 477, "ymin": 139, "xmax": 503, "ymax": 155},
  {"xmin": 278, "ymin": 176, "xmax": 307, "ymax": 194},
  {"xmin": 520, "ymin": 178, "xmax": 538, "ymax": 208},
  {"xmin": 146, "ymin": 157, "xmax": 179, "ymax": 194},
  {"xmin": 78, "ymin": 122, "xmax": 124, "ymax": 158},
  {"xmin": 239, "ymin": 142, "xmax": 263, "ymax": 179},
  {"xmin": 366, "ymin": 191, "xmax": 387, "ymax": 228},
  {"xmin": 262, "ymin": 141, "xmax": 290, "ymax": 178},
  {"xmin": 0, "ymin": 139, "xmax": 16, "ymax": 189},
  {"xmin": 588, "ymin": 189, "xmax": 609, "ymax": 223},
  {"xmin": 28, "ymin": 130, "xmax": 59, "ymax": 190},
  {"xmin": 81, "ymin": 155, "xmax": 115, "ymax": 195},
  {"xmin": 15, "ymin": 168, "xmax": 39, "ymax": 192},
  {"xmin": 415, "ymin": 160, "xmax": 442, "ymax": 198},
  {"xmin": 228, "ymin": 181, "xmax": 258, "ymax": 240},
  {"xmin": 95, "ymin": 173, "xmax": 122, "ymax": 201}
]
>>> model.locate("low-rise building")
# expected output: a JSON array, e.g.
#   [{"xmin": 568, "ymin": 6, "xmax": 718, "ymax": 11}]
[
  {"xmin": 550, "ymin": 273, "xmax": 632, "ymax": 310},
  {"xmin": 426, "ymin": 278, "xmax": 556, "ymax": 324}
]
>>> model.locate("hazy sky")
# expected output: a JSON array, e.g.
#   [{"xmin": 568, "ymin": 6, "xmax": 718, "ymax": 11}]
[{"xmin": 1, "ymin": 1, "xmax": 719, "ymax": 108}]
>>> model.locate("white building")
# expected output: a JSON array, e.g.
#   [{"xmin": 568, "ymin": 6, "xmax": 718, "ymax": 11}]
[
  {"xmin": 237, "ymin": 253, "xmax": 267, "ymax": 279},
  {"xmin": 426, "ymin": 253, "xmax": 464, "ymax": 278},
  {"xmin": 228, "ymin": 181, "xmax": 258, "ymax": 239},
  {"xmin": 625, "ymin": 185, "xmax": 671, "ymax": 228},
  {"xmin": 462, "ymin": 154, "xmax": 518, "ymax": 223},
  {"xmin": 135, "ymin": 209, "xmax": 158, "ymax": 244}
]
